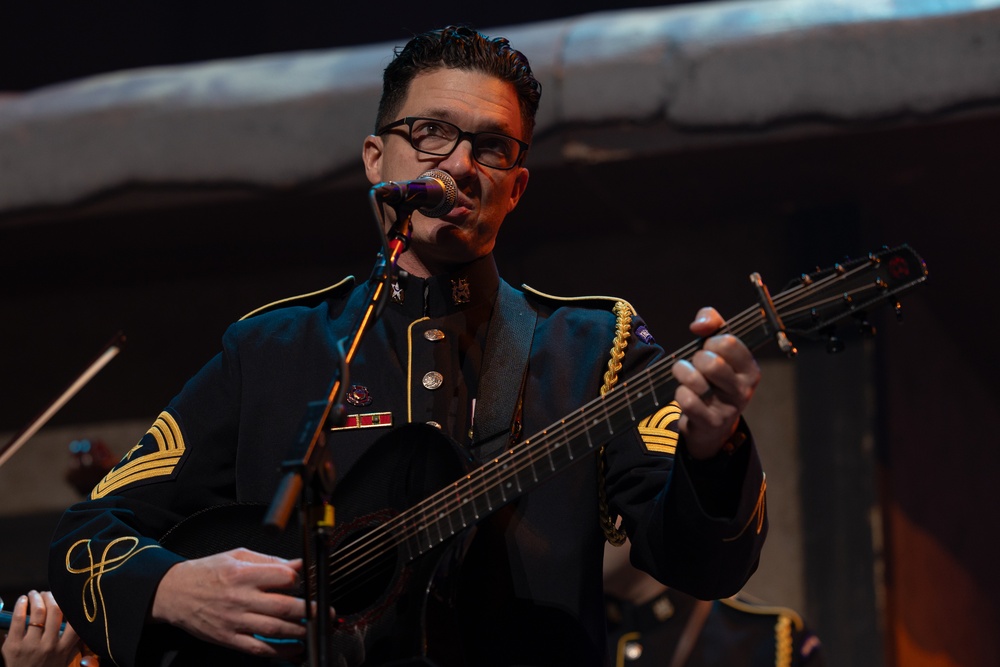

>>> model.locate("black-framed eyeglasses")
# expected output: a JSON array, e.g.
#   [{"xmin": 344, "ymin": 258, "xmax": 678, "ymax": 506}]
[{"xmin": 377, "ymin": 116, "xmax": 529, "ymax": 170}]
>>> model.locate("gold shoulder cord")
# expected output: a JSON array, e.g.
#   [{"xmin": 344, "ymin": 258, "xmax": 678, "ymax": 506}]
[
  {"xmin": 598, "ymin": 300, "xmax": 632, "ymax": 546},
  {"xmin": 776, "ymin": 614, "xmax": 793, "ymax": 667}
]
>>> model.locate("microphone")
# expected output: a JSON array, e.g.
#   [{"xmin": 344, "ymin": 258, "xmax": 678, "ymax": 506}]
[{"xmin": 372, "ymin": 170, "xmax": 457, "ymax": 218}]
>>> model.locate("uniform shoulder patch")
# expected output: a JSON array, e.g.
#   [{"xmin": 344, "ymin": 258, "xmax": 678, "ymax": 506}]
[
  {"xmin": 240, "ymin": 276, "xmax": 356, "ymax": 321},
  {"xmin": 637, "ymin": 401, "xmax": 682, "ymax": 455},
  {"xmin": 90, "ymin": 410, "xmax": 187, "ymax": 499}
]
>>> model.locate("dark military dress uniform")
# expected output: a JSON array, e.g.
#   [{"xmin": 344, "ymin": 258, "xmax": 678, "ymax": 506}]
[
  {"xmin": 49, "ymin": 254, "xmax": 767, "ymax": 667},
  {"xmin": 605, "ymin": 589, "xmax": 825, "ymax": 667}
]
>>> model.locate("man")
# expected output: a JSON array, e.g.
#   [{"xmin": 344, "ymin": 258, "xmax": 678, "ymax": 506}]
[{"xmin": 49, "ymin": 26, "xmax": 767, "ymax": 666}]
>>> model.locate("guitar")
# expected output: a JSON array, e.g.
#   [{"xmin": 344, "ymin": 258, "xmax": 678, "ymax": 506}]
[{"xmin": 158, "ymin": 245, "xmax": 928, "ymax": 665}]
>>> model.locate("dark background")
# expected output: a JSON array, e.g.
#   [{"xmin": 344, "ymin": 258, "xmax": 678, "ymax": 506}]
[
  {"xmin": 0, "ymin": 0, "xmax": 693, "ymax": 92},
  {"xmin": 2, "ymin": 3, "xmax": 998, "ymax": 666}
]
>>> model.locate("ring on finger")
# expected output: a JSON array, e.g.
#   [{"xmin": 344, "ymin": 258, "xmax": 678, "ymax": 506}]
[
  {"xmin": 699, "ymin": 386, "xmax": 714, "ymax": 401},
  {"xmin": 28, "ymin": 621, "xmax": 46, "ymax": 629}
]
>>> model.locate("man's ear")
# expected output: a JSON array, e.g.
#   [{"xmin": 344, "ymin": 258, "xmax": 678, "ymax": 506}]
[
  {"xmin": 362, "ymin": 134, "xmax": 384, "ymax": 185},
  {"xmin": 506, "ymin": 166, "xmax": 530, "ymax": 214}
]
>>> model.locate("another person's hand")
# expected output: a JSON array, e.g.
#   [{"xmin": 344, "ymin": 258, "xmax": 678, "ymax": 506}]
[
  {"xmin": 672, "ymin": 307, "xmax": 761, "ymax": 459},
  {"xmin": 1, "ymin": 590, "xmax": 90, "ymax": 667},
  {"xmin": 150, "ymin": 548, "xmax": 312, "ymax": 660}
]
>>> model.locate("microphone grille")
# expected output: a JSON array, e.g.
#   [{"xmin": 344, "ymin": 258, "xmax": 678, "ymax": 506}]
[{"xmin": 418, "ymin": 169, "xmax": 458, "ymax": 218}]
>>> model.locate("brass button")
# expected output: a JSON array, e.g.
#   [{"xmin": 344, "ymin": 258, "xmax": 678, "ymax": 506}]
[
  {"xmin": 624, "ymin": 640, "xmax": 643, "ymax": 661},
  {"xmin": 422, "ymin": 371, "xmax": 444, "ymax": 390},
  {"xmin": 652, "ymin": 595, "xmax": 674, "ymax": 621},
  {"xmin": 424, "ymin": 328, "xmax": 445, "ymax": 341}
]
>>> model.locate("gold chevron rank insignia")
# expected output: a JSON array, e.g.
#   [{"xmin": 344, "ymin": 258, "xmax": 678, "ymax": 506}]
[
  {"xmin": 91, "ymin": 411, "xmax": 187, "ymax": 499},
  {"xmin": 637, "ymin": 401, "xmax": 682, "ymax": 455}
]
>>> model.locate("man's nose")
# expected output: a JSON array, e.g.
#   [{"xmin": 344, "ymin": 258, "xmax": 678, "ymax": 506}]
[{"xmin": 437, "ymin": 136, "xmax": 477, "ymax": 176}]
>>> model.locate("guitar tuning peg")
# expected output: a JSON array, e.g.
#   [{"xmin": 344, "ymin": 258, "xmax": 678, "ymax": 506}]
[{"xmin": 894, "ymin": 301, "xmax": 903, "ymax": 321}]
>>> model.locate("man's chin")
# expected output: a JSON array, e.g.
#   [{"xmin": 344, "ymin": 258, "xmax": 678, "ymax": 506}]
[{"xmin": 407, "ymin": 238, "xmax": 487, "ymax": 272}]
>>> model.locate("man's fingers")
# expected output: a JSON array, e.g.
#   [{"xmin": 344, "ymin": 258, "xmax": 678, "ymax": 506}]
[
  {"xmin": 215, "ymin": 550, "xmax": 303, "ymax": 591},
  {"xmin": 229, "ymin": 547, "xmax": 301, "ymax": 568},
  {"xmin": 41, "ymin": 592, "xmax": 65, "ymax": 633},
  {"xmin": 673, "ymin": 359, "xmax": 713, "ymax": 401},
  {"xmin": 237, "ymin": 610, "xmax": 308, "ymax": 640},
  {"xmin": 27, "ymin": 590, "xmax": 46, "ymax": 628},
  {"xmin": 702, "ymin": 333, "xmax": 758, "ymax": 377},
  {"xmin": 689, "ymin": 307, "xmax": 725, "ymax": 336}
]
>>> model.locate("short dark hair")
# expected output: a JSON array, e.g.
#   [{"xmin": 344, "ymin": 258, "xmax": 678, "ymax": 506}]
[{"xmin": 376, "ymin": 25, "xmax": 542, "ymax": 142}]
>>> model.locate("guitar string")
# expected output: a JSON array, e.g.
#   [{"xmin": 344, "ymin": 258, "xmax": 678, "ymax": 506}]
[
  {"xmin": 322, "ymin": 258, "xmax": 892, "ymax": 596},
  {"xmin": 321, "ymin": 258, "xmax": 888, "ymax": 595},
  {"xmin": 321, "ymin": 254, "xmax": 902, "ymax": 596},
  {"xmin": 321, "ymin": 296, "xmax": 770, "ymax": 594}
]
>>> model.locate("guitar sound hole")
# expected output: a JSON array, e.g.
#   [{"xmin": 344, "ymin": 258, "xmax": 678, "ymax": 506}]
[{"xmin": 328, "ymin": 527, "xmax": 400, "ymax": 617}]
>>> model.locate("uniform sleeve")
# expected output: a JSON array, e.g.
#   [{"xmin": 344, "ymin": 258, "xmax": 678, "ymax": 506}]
[
  {"xmin": 48, "ymin": 327, "xmax": 245, "ymax": 667},
  {"xmin": 602, "ymin": 313, "xmax": 768, "ymax": 600}
]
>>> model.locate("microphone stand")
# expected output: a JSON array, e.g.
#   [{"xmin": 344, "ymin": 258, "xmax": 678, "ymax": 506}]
[{"xmin": 263, "ymin": 188, "xmax": 415, "ymax": 667}]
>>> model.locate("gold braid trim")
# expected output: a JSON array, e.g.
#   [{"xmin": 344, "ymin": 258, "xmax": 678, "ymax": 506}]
[
  {"xmin": 776, "ymin": 614, "xmax": 793, "ymax": 667},
  {"xmin": 598, "ymin": 301, "xmax": 632, "ymax": 546}
]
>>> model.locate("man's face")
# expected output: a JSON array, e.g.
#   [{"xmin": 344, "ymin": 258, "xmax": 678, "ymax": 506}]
[{"xmin": 363, "ymin": 68, "xmax": 530, "ymax": 277}]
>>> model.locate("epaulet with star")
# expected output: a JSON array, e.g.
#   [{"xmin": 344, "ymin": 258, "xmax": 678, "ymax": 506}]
[
  {"xmin": 718, "ymin": 594, "xmax": 805, "ymax": 629},
  {"xmin": 520, "ymin": 284, "xmax": 637, "ymax": 316}
]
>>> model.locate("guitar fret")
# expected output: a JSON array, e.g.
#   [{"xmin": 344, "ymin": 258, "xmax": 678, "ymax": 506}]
[
  {"xmin": 416, "ymin": 515, "xmax": 430, "ymax": 554},
  {"xmin": 402, "ymin": 533, "xmax": 416, "ymax": 562},
  {"xmin": 434, "ymin": 507, "xmax": 446, "ymax": 545},
  {"xmin": 471, "ymin": 470, "xmax": 485, "ymax": 518},
  {"xmin": 564, "ymin": 431, "xmax": 574, "ymax": 461},
  {"xmin": 441, "ymin": 498, "xmax": 455, "ymax": 537},
  {"xmin": 543, "ymin": 434, "xmax": 556, "ymax": 472},
  {"xmin": 549, "ymin": 438, "xmax": 570, "ymax": 470},
  {"xmin": 496, "ymin": 459, "xmax": 507, "ymax": 503},
  {"xmin": 625, "ymin": 382, "xmax": 636, "ymax": 422},
  {"xmin": 456, "ymin": 480, "xmax": 471, "ymax": 526},
  {"xmin": 528, "ymin": 442, "xmax": 540, "ymax": 483},
  {"xmin": 407, "ymin": 519, "xmax": 425, "ymax": 556}
]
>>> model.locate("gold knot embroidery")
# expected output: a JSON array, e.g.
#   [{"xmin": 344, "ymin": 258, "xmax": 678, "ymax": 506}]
[
  {"xmin": 66, "ymin": 537, "xmax": 161, "ymax": 663},
  {"xmin": 723, "ymin": 472, "xmax": 767, "ymax": 542}
]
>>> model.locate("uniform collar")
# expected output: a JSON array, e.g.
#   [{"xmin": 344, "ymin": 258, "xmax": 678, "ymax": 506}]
[{"xmin": 392, "ymin": 254, "xmax": 500, "ymax": 319}]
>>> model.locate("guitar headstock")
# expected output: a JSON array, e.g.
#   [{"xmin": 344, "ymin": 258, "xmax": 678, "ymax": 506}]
[{"xmin": 775, "ymin": 244, "xmax": 927, "ymax": 350}]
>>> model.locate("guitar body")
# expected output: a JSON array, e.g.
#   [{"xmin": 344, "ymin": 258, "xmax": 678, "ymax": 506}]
[{"xmin": 158, "ymin": 422, "xmax": 474, "ymax": 667}]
